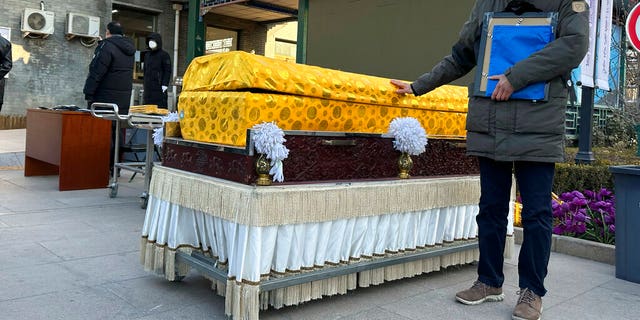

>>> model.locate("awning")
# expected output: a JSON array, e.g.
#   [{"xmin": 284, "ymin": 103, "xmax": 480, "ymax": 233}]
[{"xmin": 201, "ymin": 0, "xmax": 298, "ymax": 23}]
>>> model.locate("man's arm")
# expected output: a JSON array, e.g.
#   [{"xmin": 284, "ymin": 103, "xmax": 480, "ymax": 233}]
[
  {"xmin": 161, "ymin": 51, "xmax": 172, "ymax": 87},
  {"xmin": 83, "ymin": 42, "xmax": 111, "ymax": 97},
  {"xmin": 0, "ymin": 39, "xmax": 12, "ymax": 78}
]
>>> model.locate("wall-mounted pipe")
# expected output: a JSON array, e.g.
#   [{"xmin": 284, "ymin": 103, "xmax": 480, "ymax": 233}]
[{"xmin": 172, "ymin": 3, "xmax": 183, "ymax": 111}]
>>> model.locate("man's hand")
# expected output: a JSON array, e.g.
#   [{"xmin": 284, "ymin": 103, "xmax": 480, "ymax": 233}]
[
  {"xmin": 488, "ymin": 74, "xmax": 514, "ymax": 101},
  {"xmin": 162, "ymin": 86, "xmax": 168, "ymax": 93},
  {"xmin": 390, "ymin": 79, "xmax": 413, "ymax": 94}
]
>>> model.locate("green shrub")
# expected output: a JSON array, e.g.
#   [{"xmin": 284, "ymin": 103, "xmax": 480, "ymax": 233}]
[{"xmin": 553, "ymin": 163, "xmax": 614, "ymax": 194}]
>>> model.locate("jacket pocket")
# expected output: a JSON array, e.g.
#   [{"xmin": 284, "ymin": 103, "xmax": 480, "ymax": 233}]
[
  {"xmin": 514, "ymin": 97, "xmax": 566, "ymax": 134},
  {"xmin": 465, "ymin": 96, "xmax": 491, "ymax": 133}
]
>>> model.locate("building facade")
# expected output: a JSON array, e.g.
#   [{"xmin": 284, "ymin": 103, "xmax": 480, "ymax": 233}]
[{"xmin": 0, "ymin": 0, "xmax": 295, "ymax": 117}]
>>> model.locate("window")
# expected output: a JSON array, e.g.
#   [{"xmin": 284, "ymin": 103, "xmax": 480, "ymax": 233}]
[
  {"xmin": 275, "ymin": 38, "xmax": 296, "ymax": 62},
  {"xmin": 112, "ymin": 4, "xmax": 158, "ymax": 81},
  {"xmin": 206, "ymin": 27, "xmax": 237, "ymax": 55}
]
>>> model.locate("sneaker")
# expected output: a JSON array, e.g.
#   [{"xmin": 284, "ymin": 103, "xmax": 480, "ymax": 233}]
[
  {"xmin": 512, "ymin": 288, "xmax": 543, "ymax": 320},
  {"xmin": 455, "ymin": 280, "xmax": 504, "ymax": 305}
]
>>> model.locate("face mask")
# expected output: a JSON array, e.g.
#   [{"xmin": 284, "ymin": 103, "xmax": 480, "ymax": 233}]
[{"xmin": 149, "ymin": 40, "xmax": 157, "ymax": 49}]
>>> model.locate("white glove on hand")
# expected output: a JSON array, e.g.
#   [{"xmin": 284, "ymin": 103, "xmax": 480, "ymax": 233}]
[{"xmin": 162, "ymin": 86, "xmax": 168, "ymax": 93}]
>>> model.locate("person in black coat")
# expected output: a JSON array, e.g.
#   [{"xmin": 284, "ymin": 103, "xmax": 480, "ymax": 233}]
[
  {"xmin": 143, "ymin": 33, "xmax": 172, "ymax": 108},
  {"xmin": 0, "ymin": 34, "xmax": 12, "ymax": 112},
  {"xmin": 83, "ymin": 21, "xmax": 135, "ymax": 115}
]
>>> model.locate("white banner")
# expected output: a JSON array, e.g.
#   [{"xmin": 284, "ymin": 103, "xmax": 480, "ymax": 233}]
[
  {"xmin": 580, "ymin": 0, "xmax": 599, "ymax": 88},
  {"xmin": 596, "ymin": 0, "xmax": 613, "ymax": 90}
]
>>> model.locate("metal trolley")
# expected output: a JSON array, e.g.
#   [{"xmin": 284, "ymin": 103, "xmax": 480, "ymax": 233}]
[{"xmin": 90, "ymin": 103, "xmax": 164, "ymax": 209}]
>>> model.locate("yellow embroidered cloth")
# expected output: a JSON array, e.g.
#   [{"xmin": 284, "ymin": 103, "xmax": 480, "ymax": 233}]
[{"xmin": 179, "ymin": 51, "xmax": 469, "ymax": 147}]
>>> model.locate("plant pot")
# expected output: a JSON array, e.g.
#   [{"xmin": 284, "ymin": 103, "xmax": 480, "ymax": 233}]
[{"xmin": 609, "ymin": 165, "xmax": 640, "ymax": 283}]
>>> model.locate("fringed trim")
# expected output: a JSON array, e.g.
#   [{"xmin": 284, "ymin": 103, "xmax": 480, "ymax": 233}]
[
  {"xmin": 504, "ymin": 235, "xmax": 514, "ymax": 260},
  {"xmin": 205, "ymin": 245, "xmax": 480, "ymax": 317},
  {"xmin": 150, "ymin": 166, "xmax": 480, "ymax": 227},
  {"xmin": 139, "ymin": 239, "xmax": 194, "ymax": 281}
]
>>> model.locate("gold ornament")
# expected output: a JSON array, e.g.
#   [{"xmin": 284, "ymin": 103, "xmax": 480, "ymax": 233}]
[
  {"xmin": 255, "ymin": 153, "xmax": 271, "ymax": 186},
  {"xmin": 398, "ymin": 152, "xmax": 413, "ymax": 179}
]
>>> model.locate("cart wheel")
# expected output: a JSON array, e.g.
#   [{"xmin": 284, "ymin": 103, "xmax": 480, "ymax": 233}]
[
  {"xmin": 140, "ymin": 194, "xmax": 148, "ymax": 209},
  {"xmin": 109, "ymin": 184, "xmax": 118, "ymax": 198},
  {"xmin": 170, "ymin": 274, "xmax": 185, "ymax": 282}
]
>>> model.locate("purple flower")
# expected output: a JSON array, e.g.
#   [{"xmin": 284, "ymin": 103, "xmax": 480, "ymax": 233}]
[
  {"xmin": 583, "ymin": 189, "xmax": 596, "ymax": 199},
  {"xmin": 573, "ymin": 224, "xmax": 587, "ymax": 234},
  {"xmin": 574, "ymin": 211, "xmax": 588, "ymax": 222},
  {"xmin": 570, "ymin": 197, "xmax": 588, "ymax": 207},
  {"xmin": 598, "ymin": 188, "xmax": 613, "ymax": 199},
  {"xmin": 553, "ymin": 225, "xmax": 565, "ymax": 235},
  {"xmin": 551, "ymin": 188, "xmax": 616, "ymax": 245},
  {"xmin": 571, "ymin": 190, "xmax": 586, "ymax": 199},
  {"xmin": 604, "ymin": 214, "xmax": 615, "ymax": 225}
]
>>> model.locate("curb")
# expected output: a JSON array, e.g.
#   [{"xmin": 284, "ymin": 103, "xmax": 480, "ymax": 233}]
[{"xmin": 513, "ymin": 227, "xmax": 615, "ymax": 265}]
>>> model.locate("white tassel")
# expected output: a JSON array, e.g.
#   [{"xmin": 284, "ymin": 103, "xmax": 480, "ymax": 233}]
[
  {"xmin": 388, "ymin": 117, "xmax": 428, "ymax": 155},
  {"xmin": 251, "ymin": 122, "xmax": 290, "ymax": 182}
]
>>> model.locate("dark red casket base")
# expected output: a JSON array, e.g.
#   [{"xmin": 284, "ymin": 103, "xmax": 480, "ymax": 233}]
[{"xmin": 162, "ymin": 133, "xmax": 479, "ymax": 185}]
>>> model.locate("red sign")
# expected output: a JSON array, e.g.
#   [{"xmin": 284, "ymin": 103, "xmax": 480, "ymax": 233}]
[{"xmin": 627, "ymin": 3, "xmax": 640, "ymax": 51}]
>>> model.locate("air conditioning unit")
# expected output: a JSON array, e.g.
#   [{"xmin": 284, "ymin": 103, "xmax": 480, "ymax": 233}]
[
  {"xmin": 66, "ymin": 13, "xmax": 100, "ymax": 38},
  {"xmin": 21, "ymin": 8, "xmax": 55, "ymax": 37}
]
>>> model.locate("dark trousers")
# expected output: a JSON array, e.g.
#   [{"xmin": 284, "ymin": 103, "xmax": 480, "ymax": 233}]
[{"xmin": 476, "ymin": 157, "xmax": 554, "ymax": 297}]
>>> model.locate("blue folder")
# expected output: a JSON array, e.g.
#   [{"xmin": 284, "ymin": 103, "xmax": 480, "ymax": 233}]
[{"xmin": 473, "ymin": 12, "xmax": 558, "ymax": 101}]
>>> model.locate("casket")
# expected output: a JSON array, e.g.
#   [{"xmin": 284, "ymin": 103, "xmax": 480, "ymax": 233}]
[
  {"xmin": 169, "ymin": 51, "xmax": 476, "ymax": 184},
  {"xmin": 177, "ymin": 51, "xmax": 468, "ymax": 148}
]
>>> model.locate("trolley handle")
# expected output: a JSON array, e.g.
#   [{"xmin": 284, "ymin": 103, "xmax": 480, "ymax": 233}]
[
  {"xmin": 127, "ymin": 113, "xmax": 165, "ymax": 129},
  {"xmin": 90, "ymin": 103, "xmax": 128, "ymax": 121}
]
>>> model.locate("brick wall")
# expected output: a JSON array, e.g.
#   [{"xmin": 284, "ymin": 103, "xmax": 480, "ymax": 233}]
[
  {"xmin": 204, "ymin": 13, "xmax": 268, "ymax": 55},
  {"xmin": 0, "ymin": 0, "xmax": 181, "ymax": 115},
  {"xmin": 0, "ymin": 1, "xmax": 273, "ymax": 117}
]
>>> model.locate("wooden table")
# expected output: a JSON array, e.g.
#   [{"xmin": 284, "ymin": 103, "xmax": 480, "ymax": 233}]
[{"xmin": 24, "ymin": 108, "xmax": 111, "ymax": 191}]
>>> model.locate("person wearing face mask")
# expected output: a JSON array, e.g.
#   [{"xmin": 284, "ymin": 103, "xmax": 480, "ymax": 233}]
[{"xmin": 142, "ymin": 33, "xmax": 172, "ymax": 108}]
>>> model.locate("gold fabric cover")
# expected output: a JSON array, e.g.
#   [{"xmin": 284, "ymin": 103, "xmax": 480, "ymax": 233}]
[{"xmin": 179, "ymin": 51, "xmax": 469, "ymax": 147}]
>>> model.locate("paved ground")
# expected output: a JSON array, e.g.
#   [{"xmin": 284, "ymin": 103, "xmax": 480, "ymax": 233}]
[{"xmin": 1, "ymin": 128, "xmax": 639, "ymax": 319}]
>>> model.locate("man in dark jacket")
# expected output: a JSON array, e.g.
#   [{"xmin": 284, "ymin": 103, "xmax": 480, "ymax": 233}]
[
  {"xmin": 83, "ymin": 21, "xmax": 135, "ymax": 115},
  {"xmin": 391, "ymin": 1, "xmax": 588, "ymax": 319},
  {"xmin": 0, "ymin": 34, "xmax": 12, "ymax": 112},
  {"xmin": 143, "ymin": 33, "xmax": 172, "ymax": 108}
]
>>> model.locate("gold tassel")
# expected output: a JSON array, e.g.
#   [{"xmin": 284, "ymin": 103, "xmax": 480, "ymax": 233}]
[
  {"xmin": 232, "ymin": 282, "xmax": 242, "ymax": 320},
  {"xmin": 371, "ymin": 266, "xmax": 385, "ymax": 285},
  {"xmin": 216, "ymin": 280, "xmax": 227, "ymax": 297},
  {"xmin": 337, "ymin": 275, "xmax": 348, "ymax": 295},
  {"xmin": 311, "ymin": 280, "xmax": 323, "ymax": 300},
  {"xmin": 358, "ymin": 269, "xmax": 371, "ymax": 288},
  {"xmin": 139, "ymin": 237, "xmax": 147, "ymax": 266},
  {"xmin": 504, "ymin": 235, "xmax": 514, "ymax": 259},
  {"xmin": 284, "ymin": 284, "xmax": 300, "ymax": 306},
  {"xmin": 326, "ymin": 276, "xmax": 338, "ymax": 296},
  {"xmin": 268, "ymin": 272, "xmax": 285, "ymax": 310},
  {"xmin": 347, "ymin": 273, "xmax": 357, "ymax": 291},
  {"xmin": 154, "ymin": 245, "xmax": 165, "ymax": 275},
  {"xmin": 242, "ymin": 284, "xmax": 260, "ymax": 320},
  {"xmin": 299, "ymin": 282, "xmax": 312, "ymax": 304},
  {"xmin": 144, "ymin": 242, "xmax": 155, "ymax": 272},
  {"xmin": 224, "ymin": 279, "xmax": 235, "ymax": 317},
  {"xmin": 259, "ymin": 275, "xmax": 270, "ymax": 310}
]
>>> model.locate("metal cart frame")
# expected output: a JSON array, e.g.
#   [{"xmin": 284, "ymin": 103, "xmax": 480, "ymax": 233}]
[{"xmin": 90, "ymin": 103, "xmax": 164, "ymax": 209}]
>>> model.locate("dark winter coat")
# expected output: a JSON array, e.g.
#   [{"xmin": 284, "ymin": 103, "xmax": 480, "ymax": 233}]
[
  {"xmin": 83, "ymin": 35, "xmax": 136, "ymax": 114},
  {"xmin": 143, "ymin": 33, "xmax": 172, "ymax": 108},
  {"xmin": 0, "ymin": 34, "xmax": 12, "ymax": 108},
  {"xmin": 410, "ymin": 0, "xmax": 589, "ymax": 163}
]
